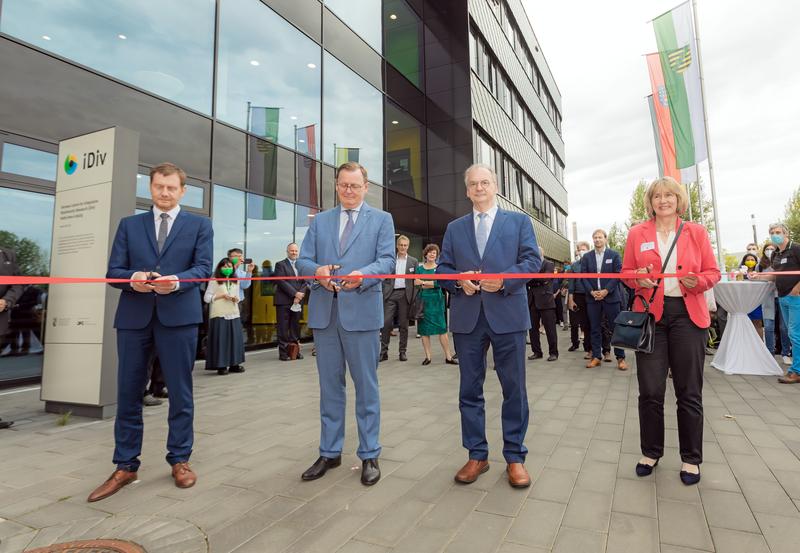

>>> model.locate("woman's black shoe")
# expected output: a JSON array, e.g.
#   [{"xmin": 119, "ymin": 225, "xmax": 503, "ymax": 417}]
[
  {"xmin": 635, "ymin": 458, "xmax": 659, "ymax": 477},
  {"xmin": 680, "ymin": 469, "xmax": 701, "ymax": 485},
  {"xmin": 422, "ymin": 358, "xmax": 431, "ymax": 366},
  {"xmin": 445, "ymin": 358, "xmax": 458, "ymax": 365},
  {"xmin": 217, "ymin": 368, "xmax": 229, "ymax": 375}
]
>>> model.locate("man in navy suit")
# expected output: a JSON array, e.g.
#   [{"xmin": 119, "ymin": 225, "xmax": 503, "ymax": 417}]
[
  {"xmin": 580, "ymin": 229, "xmax": 628, "ymax": 371},
  {"xmin": 437, "ymin": 163, "xmax": 541, "ymax": 488},
  {"xmin": 88, "ymin": 162, "xmax": 212, "ymax": 502},
  {"xmin": 273, "ymin": 242, "xmax": 308, "ymax": 361},
  {"xmin": 297, "ymin": 162, "xmax": 395, "ymax": 486}
]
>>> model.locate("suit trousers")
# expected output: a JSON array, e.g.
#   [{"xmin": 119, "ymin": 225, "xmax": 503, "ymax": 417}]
[
  {"xmin": 529, "ymin": 306, "xmax": 558, "ymax": 356},
  {"xmin": 571, "ymin": 293, "xmax": 591, "ymax": 351},
  {"xmin": 453, "ymin": 307, "xmax": 529, "ymax": 463},
  {"xmin": 276, "ymin": 304, "xmax": 302, "ymax": 359},
  {"xmin": 114, "ymin": 318, "xmax": 198, "ymax": 471},
  {"xmin": 554, "ymin": 295, "xmax": 565, "ymax": 325},
  {"xmin": 636, "ymin": 297, "xmax": 706, "ymax": 464},
  {"xmin": 314, "ymin": 299, "xmax": 381, "ymax": 460},
  {"xmin": 381, "ymin": 288, "xmax": 410, "ymax": 355},
  {"xmin": 586, "ymin": 299, "xmax": 624, "ymax": 359}
]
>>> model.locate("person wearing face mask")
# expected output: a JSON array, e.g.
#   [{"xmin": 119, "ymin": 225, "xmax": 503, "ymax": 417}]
[
  {"xmin": 204, "ymin": 258, "xmax": 245, "ymax": 375},
  {"xmin": 567, "ymin": 242, "xmax": 593, "ymax": 354},
  {"xmin": 741, "ymin": 253, "xmax": 764, "ymax": 338},
  {"xmin": 752, "ymin": 223, "xmax": 800, "ymax": 382},
  {"xmin": 760, "ymin": 243, "xmax": 781, "ymax": 358}
]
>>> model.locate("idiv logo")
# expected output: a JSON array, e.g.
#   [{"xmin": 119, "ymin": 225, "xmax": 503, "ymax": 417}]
[{"xmin": 64, "ymin": 154, "xmax": 79, "ymax": 175}]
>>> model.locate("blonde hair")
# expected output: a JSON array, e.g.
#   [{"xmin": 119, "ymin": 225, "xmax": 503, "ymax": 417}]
[{"xmin": 645, "ymin": 177, "xmax": 688, "ymax": 217}]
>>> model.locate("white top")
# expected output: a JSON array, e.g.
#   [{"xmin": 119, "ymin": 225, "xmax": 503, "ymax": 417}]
[
  {"xmin": 473, "ymin": 203, "xmax": 498, "ymax": 237},
  {"xmin": 153, "ymin": 205, "xmax": 181, "ymax": 237},
  {"xmin": 594, "ymin": 247, "xmax": 606, "ymax": 289},
  {"xmin": 395, "ymin": 255, "xmax": 408, "ymax": 289},
  {"xmin": 658, "ymin": 231, "xmax": 681, "ymax": 297},
  {"xmin": 204, "ymin": 280, "xmax": 241, "ymax": 320},
  {"xmin": 338, "ymin": 202, "xmax": 363, "ymax": 240}
]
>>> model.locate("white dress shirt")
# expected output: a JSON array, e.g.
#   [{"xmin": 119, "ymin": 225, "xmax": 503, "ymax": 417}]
[
  {"xmin": 473, "ymin": 203, "xmax": 498, "ymax": 239},
  {"xmin": 394, "ymin": 255, "xmax": 408, "ymax": 289},
  {"xmin": 153, "ymin": 205, "xmax": 181, "ymax": 237},
  {"xmin": 658, "ymin": 231, "xmax": 681, "ymax": 297},
  {"xmin": 338, "ymin": 202, "xmax": 363, "ymax": 241}
]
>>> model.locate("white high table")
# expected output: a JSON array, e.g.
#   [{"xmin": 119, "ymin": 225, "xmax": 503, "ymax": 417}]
[{"xmin": 711, "ymin": 280, "xmax": 782, "ymax": 376}]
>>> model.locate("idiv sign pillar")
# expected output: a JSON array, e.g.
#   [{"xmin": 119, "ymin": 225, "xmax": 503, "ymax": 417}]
[{"xmin": 41, "ymin": 127, "xmax": 139, "ymax": 418}]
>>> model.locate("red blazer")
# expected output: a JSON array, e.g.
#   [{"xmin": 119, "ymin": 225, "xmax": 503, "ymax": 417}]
[{"xmin": 622, "ymin": 219, "xmax": 720, "ymax": 328}]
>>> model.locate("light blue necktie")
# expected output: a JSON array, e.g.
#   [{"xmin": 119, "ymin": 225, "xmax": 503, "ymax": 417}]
[
  {"xmin": 339, "ymin": 209, "xmax": 354, "ymax": 254},
  {"xmin": 476, "ymin": 212, "xmax": 489, "ymax": 257}
]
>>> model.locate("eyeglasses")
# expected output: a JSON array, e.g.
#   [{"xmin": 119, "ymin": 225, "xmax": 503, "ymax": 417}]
[
  {"xmin": 467, "ymin": 179, "xmax": 492, "ymax": 189},
  {"xmin": 336, "ymin": 182, "xmax": 364, "ymax": 191}
]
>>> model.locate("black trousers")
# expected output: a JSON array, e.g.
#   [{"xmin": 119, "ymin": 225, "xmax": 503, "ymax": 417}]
[
  {"xmin": 529, "ymin": 306, "xmax": 558, "ymax": 356},
  {"xmin": 554, "ymin": 295, "xmax": 564, "ymax": 325},
  {"xmin": 571, "ymin": 293, "xmax": 603, "ymax": 352},
  {"xmin": 636, "ymin": 297, "xmax": 706, "ymax": 464},
  {"xmin": 381, "ymin": 289, "xmax": 410, "ymax": 355},
  {"xmin": 276, "ymin": 304, "xmax": 301, "ymax": 358}
]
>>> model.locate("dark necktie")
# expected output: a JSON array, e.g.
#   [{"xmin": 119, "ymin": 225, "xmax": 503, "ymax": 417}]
[
  {"xmin": 339, "ymin": 209, "xmax": 354, "ymax": 254},
  {"xmin": 157, "ymin": 213, "xmax": 169, "ymax": 253},
  {"xmin": 476, "ymin": 212, "xmax": 488, "ymax": 257}
]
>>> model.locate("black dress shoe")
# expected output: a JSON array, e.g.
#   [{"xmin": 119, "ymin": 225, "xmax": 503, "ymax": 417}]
[
  {"xmin": 361, "ymin": 458, "xmax": 381, "ymax": 486},
  {"xmin": 0, "ymin": 420, "xmax": 13, "ymax": 429},
  {"xmin": 296, "ymin": 353, "xmax": 304, "ymax": 360},
  {"xmin": 379, "ymin": 352, "xmax": 388, "ymax": 362},
  {"xmin": 422, "ymin": 358, "xmax": 431, "ymax": 366},
  {"xmin": 445, "ymin": 358, "xmax": 458, "ymax": 365},
  {"xmin": 217, "ymin": 368, "xmax": 229, "ymax": 375},
  {"xmin": 568, "ymin": 345, "xmax": 579, "ymax": 352},
  {"xmin": 301, "ymin": 455, "xmax": 342, "ymax": 481},
  {"xmin": 228, "ymin": 365, "xmax": 245, "ymax": 373},
  {"xmin": 547, "ymin": 354, "xmax": 558, "ymax": 362},
  {"xmin": 279, "ymin": 356, "xmax": 290, "ymax": 361},
  {"xmin": 680, "ymin": 469, "xmax": 701, "ymax": 485},
  {"xmin": 528, "ymin": 353, "xmax": 543, "ymax": 360},
  {"xmin": 635, "ymin": 458, "xmax": 659, "ymax": 477},
  {"xmin": 399, "ymin": 352, "xmax": 408, "ymax": 361}
]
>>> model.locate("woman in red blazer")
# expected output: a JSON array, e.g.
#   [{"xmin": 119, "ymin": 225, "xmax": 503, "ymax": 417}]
[{"xmin": 622, "ymin": 177, "xmax": 720, "ymax": 486}]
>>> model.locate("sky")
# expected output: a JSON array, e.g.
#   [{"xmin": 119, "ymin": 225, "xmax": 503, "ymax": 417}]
[{"xmin": 522, "ymin": 0, "xmax": 800, "ymax": 253}]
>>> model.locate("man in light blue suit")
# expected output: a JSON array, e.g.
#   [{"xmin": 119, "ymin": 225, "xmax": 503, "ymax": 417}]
[
  {"xmin": 437, "ymin": 163, "xmax": 541, "ymax": 489},
  {"xmin": 296, "ymin": 161, "xmax": 395, "ymax": 486}
]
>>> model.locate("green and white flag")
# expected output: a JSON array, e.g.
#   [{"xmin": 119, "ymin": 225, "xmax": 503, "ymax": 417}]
[{"xmin": 653, "ymin": 1, "xmax": 707, "ymax": 169}]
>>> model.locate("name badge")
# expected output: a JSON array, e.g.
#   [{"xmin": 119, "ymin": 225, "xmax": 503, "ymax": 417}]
[
  {"xmin": 781, "ymin": 257, "xmax": 789, "ymax": 264},
  {"xmin": 605, "ymin": 259, "xmax": 612, "ymax": 264},
  {"xmin": 640, "ymin": 242, "xmax": 655, "ymax": 252}
]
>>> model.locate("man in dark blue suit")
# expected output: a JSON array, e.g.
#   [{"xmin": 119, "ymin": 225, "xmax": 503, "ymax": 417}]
[
  {"xmin": 437, "ymin": 163, "xmax": 541, "ymax": 488},
  {"xmin": 88, "ymin": 162, "xmax": 213, "ymax": 502},
  {"xmin": 580, "ymin": 229, "xmax": 628, "ymax": 371}
]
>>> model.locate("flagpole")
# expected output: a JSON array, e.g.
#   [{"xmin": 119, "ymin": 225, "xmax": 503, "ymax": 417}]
[
  {"xmin": 691, "ymin": 0, "xmax": 724, "ymax": 268},
  {"xmin": 694, "ymin": 165, "xmax": 705, "ymax": 227}
]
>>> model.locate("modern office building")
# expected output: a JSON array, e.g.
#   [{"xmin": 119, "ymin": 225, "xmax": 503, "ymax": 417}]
[{"xmin": 0, "ymin": 0, "xmax": 567, "ymax": 385}]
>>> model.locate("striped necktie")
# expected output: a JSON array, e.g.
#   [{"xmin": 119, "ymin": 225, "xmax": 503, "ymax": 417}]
[{"xmin": 339, "ymin": 209, "xmax": 354, "ymax": 254}]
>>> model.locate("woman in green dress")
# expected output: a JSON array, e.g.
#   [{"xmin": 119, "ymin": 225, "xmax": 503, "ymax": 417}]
[{"xmin": 415, "ymin": 244, "xmax": 458, "ymax": 365}]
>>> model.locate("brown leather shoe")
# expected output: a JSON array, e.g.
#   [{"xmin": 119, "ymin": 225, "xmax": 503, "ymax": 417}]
[
  {"xmin": 506, "ymin": 463, "xmax": 531, "ymax": 488},
  {"xmin": 617, "ymin": 359, "xmax": 629, "ymax": 371},
  {"xmin": 87, "ymin": 469, "xmax": 137, "ymax": 502},
  {"xmin": 586, "ymin": 358, "xmax": 602, "ymax": 368},
  {"xmin": 171, "ymin": 462, "xmax": 197, "ymax": 488},
  {"xmin": 778, "ymin": 372, "xmax": 800, "ymax": 384},
  {"xmin": 454, "ymin": 459, "xmax": 489, "ymax": 484}
]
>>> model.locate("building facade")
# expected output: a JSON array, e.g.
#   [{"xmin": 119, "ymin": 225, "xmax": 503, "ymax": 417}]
[{"xmin": 0, "ymin": 0, "xmax": 566, "ymax": 385}]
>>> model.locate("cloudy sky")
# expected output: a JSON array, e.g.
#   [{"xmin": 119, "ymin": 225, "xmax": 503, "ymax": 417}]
[{"xmin": 522, "ymin": 0, "xmax": 800, "ymax": 253}]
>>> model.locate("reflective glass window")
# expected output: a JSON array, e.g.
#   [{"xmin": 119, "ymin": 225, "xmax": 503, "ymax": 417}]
[
  {"xmin": 211, "ymin": 185, "xmax": 245, "ymax": 265},
  {"xmin": 136, "ymin": 174, "xmax": 204, "ymax": 209},
  {"xmin": 248, "ymin": 138, "xmax": 295, "ymax": 202},
  {"xmin": 323, "ymin": 52, "xmax": 383, "ymax": 185},
  {"xmin": 383, "ymin": 0, "xmax": 423, "ymax": 89},
  {"xmin": 1, "ymin": 143, "xmax": 56, "ymax": 181},
  {"xmin": 216, "ymin": 0, "xmax": 321, "ymax": 154},
  {"xmin": 295, "ymin": 204, "xmax": 319, "ymax": 249},
  {"xmin": 386, "ymin": 101, "xmax": 426, "ymax": 201},
  {"xmin": 324, "ymin": 0, "xmax": 382, "ymax": 52},
  {"xmin": 0, "ymin": 0, "xmax": 214, "ymax": 114},
  {"xmin": 245, "ymin": 194, "xmax": 295, "ymax": 276}
]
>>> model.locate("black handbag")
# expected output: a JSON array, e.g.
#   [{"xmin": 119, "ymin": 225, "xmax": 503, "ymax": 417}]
[
  {"xmin": 611, "ymin": 222, "xmax": 684, "ymax": 353},
  {"xmin": 413, "ymin": 296, "xmax": 425, "ymax": 321}
]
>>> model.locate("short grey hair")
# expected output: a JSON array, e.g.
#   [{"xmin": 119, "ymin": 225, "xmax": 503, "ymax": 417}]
[
  {"xmin": 463, "ymin": 163, "xmax": 498, "ymax": 186},
  {"xmin": 769, "ymin": 222, "xmax": 790, "ymax": 235}
]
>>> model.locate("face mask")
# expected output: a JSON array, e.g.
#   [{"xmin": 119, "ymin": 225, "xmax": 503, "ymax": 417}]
[
  {"xmin": 765, "ymin": 248, "xmax": 775, "ymax": 257},
  {"xmin": 578, "ymin": 250, "xmax": 588, "ymax": 258},
  {"xmin": 564, "ymin": 264, "xmax": 572, "ymax": 271},
  {"xmin": 771, "ymin": 234, "xmax": 784, "ymax": 246},
  {"xmin": 220, "ymin": 267, "xmax": 234, "ymax": 277},
  {"xmin": 744, "ymin": 259, "xmax": 757, "ymax": 269},
  {"xmin": 229, "ymin": 257, "xmax": 240, "ymax": 265}
]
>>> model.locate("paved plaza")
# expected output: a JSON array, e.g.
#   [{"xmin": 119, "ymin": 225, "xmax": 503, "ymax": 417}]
[{"xmin": 1, "ymin": 330, "xmax": 800, "ymax": 553}]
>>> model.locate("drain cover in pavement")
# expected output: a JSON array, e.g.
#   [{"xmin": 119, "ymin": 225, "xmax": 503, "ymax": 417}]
[{"xmin": 25, "ymin": 539, "xmax": 146, "ymax": 553}]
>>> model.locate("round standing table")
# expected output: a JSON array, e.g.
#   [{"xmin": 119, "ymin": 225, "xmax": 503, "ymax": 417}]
[{"xmin": 711, "ymin": 280, "xmax": 781, "ymax": 376}]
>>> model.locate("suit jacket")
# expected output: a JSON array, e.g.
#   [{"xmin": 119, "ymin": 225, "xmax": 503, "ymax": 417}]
[
  {"xmin": 296, "ymin": 202, "xmax": 396, "ymax": 331},
  {"xmin": 437, "ymin": 208, "xmax": 541, "ymax": 334},
  {"xmin": 0, "ymin": 248, "xmax": 24, "ymax": 336},
  {"xmin": 273, "ymin": 258, "xmax": 309, "ymax": 306},
  {"xmin": 106, "ymin": 209, "xmax": 213, "ymax": 329},
  {"xmin": 622, "ymin": 218, "xmax": 720, "ymax": 328},
  {"xmin": 527, "ymin": 259, "xmax": 556, "ymax": 310},
  {"xmin": 580, "ymin": 248, "xmax": 623, "ymax": 303},
  {"xmin": 382, "ymin": 255, "xmax": 418, "ymax": 304}
]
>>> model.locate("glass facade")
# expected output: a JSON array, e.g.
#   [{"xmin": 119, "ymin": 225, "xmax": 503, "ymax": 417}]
[
  {"xmin": 383, "ymin": 0, "xmax": 424, "ymax": 89},
  {"xmin": 0, "ymin": 0, "xmax": 215, "ymax": 114},
  {"xmin": 385, "ymin": 101, "xmax": 426, "ymax": 201},
  {"xmin": 324, "ymin": 0, "xmax": 382, "ymax": 52},
  {"xmin": 1, "ymin": 143, "xmax": 57, "ymax": 181}
]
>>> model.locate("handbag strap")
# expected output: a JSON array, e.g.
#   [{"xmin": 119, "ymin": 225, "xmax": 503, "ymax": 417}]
[{"xmin": 648, "ymin": 221, "xmax": 684, "ymax": 304}]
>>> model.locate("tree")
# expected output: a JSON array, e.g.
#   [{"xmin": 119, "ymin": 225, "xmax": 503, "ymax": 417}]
[
  {"xmin": 628, "ymin": 180, "xmax": 649, "ymax": 226},
  {"xmin": 784, "ymin": 186, "xmax": 800, "ymax": 240},
  {"xmin": 607, "ymin": 222, "xmax": 627, "ymax": 259},
  {"xmin": 0, "ymin": 230, "xmax": 49, "ymax": 276}
]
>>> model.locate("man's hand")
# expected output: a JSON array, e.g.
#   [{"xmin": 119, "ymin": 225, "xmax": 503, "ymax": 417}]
[
  {"xmin": 315, "ymin": 264, "xmax": 340, "ymax": 292},
  {"xmin": 458, "ymin": 270, "xmax": 481, "ymax": 296},
  {"xmin": 680, "ymin": 273, "xmax": 699, "ymax": 289},
  {"xmin": 568, "ymin": 296, "xmax": 577, "ymax": 311},
  {"xmin": 131, "ymin": 271, "xmax": 158, "ymax": 293},
  {"xmin": 294, "ymin": 291, "xmax": 305, "ymax": 301},
  {"xmin": 481, "ymin": 278, "xmax": 504, "ymax": 293},
  {"xmin": 0, "ymin": 299, "xmax": 7, "ymax": 312},
  {"xmin": 341, "ymin": 270, "xmax": 364, "ymax": 290},
  {"xmin": 245, "ymin": 263, "xmax": 256, "ymax": 273},
  {"xmin": 636, "ymin": 264, "xmax": 657, "ymax": 289},
  {"xmin": 595, "ymin": 289, "xmax": 609, "ymax": 300},
  {"xmin": 152, "ymin": 275, "xmax": 178, "ymax": 295}
]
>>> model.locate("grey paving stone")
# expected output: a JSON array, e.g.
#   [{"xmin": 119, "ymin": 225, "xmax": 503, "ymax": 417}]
[
  {"xmin": 506, "ymin": 499, "xmax": 566, "ymax": 549},
  {"xmin": 476, "ymin": 469, "xmax": 530, "ymax": 517},
  {"xmin": 551, "ymin": 526, "xmax": 606, "ymax": 553},
  {"xmin": 658, "ymin": 499, "xmax": 713, "ymax": 551},
  {"xmin": 528, "ymin": 468, "xmax": 577, "ymax": 504},
  {"xmin": 546, "ymin": 446, "xmax": 586, "ymax": 472},
  {"xmin": 738, "ymin": 478, "xmax": 798, "ymax": 515},
  {"xmin": 575, "ymin": 460, "xmax": 617, "ymax": 494},
  {"xmin": 698, "ymin": 488, "xmax": 759, "ymax": 533},
  {"xmin": 612, "ymin": 478, "xmax": 657, "ymax": 518},
  {"xmin": 496, "ymin": 543, "xmax": 549, "ymax": 553},
  {"xmin": 355, "ymin": 499, "xmax": 431, "ymax": 546},
  {"xmin": 390, "ymin": 526, "xmax": 454, "ymax": 553},
  {"xmin": 606, "ymin": 512, "xmax": 659, "ymax": 553},
  {"xmin": 709, "ymin": 527, "xmax": 770, "ymax": 553},
  {"xmin": 444, "ymin": 511, "xmax": 513, "ymax": 553},
  {"xmin": 418, "ymin": 486, "xmax": 485, "ymax": 531},
  {"xmin": 284, "ymin": 510, "xmax": 373, "ymax": 553},
  {"xmin": 755, "ymin": 511, "xmax": 800, "ymax": 553},
  {"xmin": 335, "ymin": 540, "xmax": 390, "ymax": 553},
  {"xmin": 232, "ymin": 522, "xmax": 306, "ymax": 553},
  {"xmin": 696, "ymin": 462, "xmax": 741, "ymax": 492},
  {"xmin": 562, "ymin": 489, "xmax": 612, "ymax": 532},
  {"xmin": 585, "ymin": 439, "xmax": 621, "ymax": 464}
]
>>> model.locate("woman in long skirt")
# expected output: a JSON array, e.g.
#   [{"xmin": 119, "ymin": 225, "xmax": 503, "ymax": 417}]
[{"xmin": 205, "ymin": 258, "xmax": 245, "ymax": 375}]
